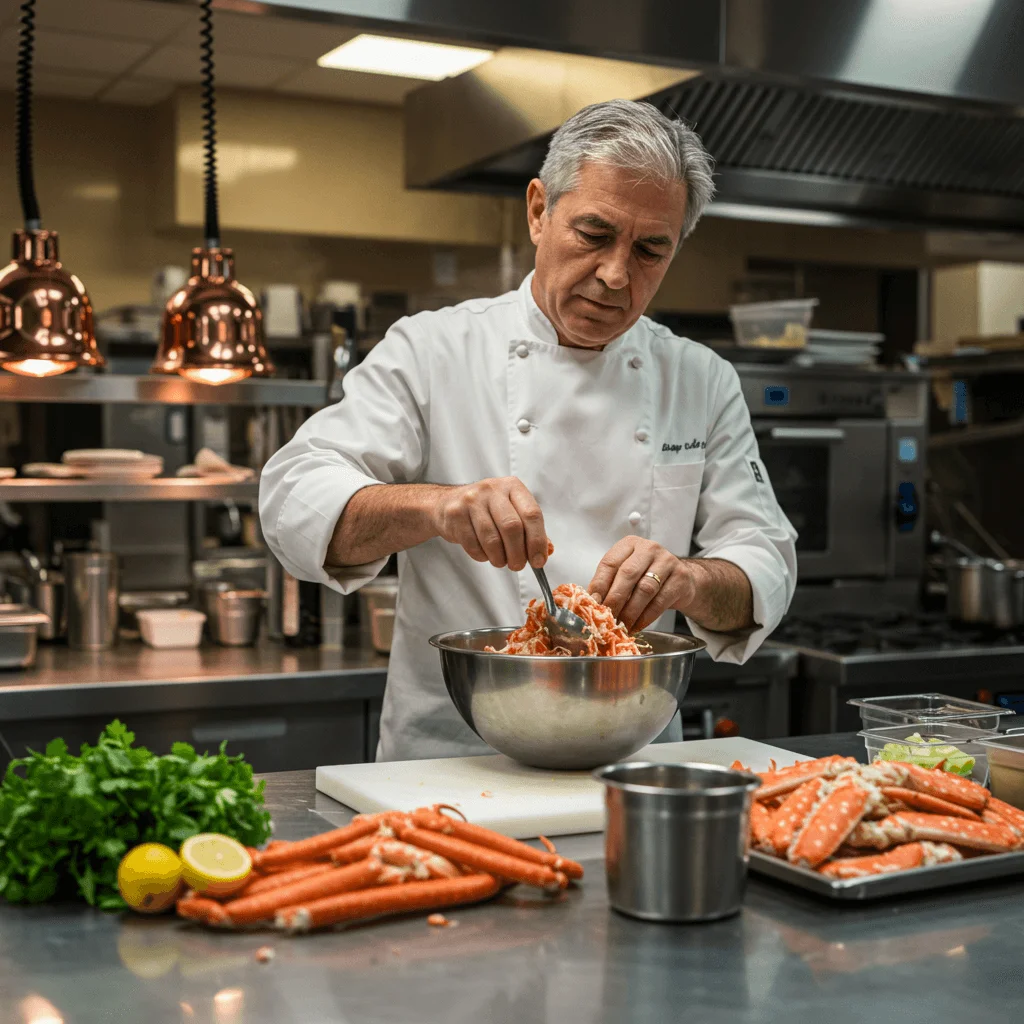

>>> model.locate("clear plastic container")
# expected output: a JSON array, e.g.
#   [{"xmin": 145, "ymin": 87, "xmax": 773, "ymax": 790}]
[
  {"xmin": 137, "ymin": 608, "xmax": 206, "ymax": 649},
  {"xmin": 976, "ymin": 730, "xmax": 1024, "ymax": 809},
  {"xmin": 847, "ymin": 692, "xmax": 1014, "ymax": 732},
  {"xmin": 858, "ymin": 722, "xmax": 994, "ymax": 786},
  {"xmin": 729, "ymin": 299, "xmax": 818, "ymax": 349}
]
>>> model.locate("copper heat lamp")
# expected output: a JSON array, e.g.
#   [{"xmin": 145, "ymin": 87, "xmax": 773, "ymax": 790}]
[
  {"xmin": 0, "ymin": 0, "xmax": 103, "ymax": 378},
  {"xmin": 151, "ymin": 0, "xmax": 274, "ymax": 385}
]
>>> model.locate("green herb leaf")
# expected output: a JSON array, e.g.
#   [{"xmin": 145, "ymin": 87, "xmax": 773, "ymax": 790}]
[{"xmin": 0, "ymin": 720, "xmax": 271, "ymax": 908}]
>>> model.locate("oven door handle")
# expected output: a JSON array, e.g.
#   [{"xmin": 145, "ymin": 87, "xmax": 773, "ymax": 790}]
[{"xmin": 759, "ymin": 426, "xmax": 847, "ymax": 442}]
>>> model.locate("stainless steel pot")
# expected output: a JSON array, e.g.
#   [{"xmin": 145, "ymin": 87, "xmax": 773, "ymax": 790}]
[
  {"xmin": 985, "ymin": 559, "xmax": 1024, "ymax": 629},
  {"xmin": 208, "ymin": 589, "xmax": 265, "ymax": 646},
  {"xmin": 946, "ymin": 556, "xmax": 988, "ymax": 623},
  {"xmin": 594, "ymin": 761, "xmax": 762, "ymax": 922},
  {"xmin": 946, "ymin": 556, "xmax": 1024, "ymax": 627}
]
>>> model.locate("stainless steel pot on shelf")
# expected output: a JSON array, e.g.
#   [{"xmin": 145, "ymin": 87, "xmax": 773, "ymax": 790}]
[
  {"xmin": 206, "ymin": 587, "xmax": 266, "ymax": 646},
  {"xmin": 946, "ymin": 556, "xmax": 1024, "ymax": 627}
]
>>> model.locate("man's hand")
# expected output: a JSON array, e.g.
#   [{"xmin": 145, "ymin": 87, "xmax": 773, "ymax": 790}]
[
  {"xmin": 588, "ymin": 536, "xmax": 693, "ymax": 632},
  {"xmin": 589, "ymin": 537, "xmax": 757, "ymax": 634},
  {"xmin": 432, "ymin": 476, "xmax": 549, "ymax": 571}
]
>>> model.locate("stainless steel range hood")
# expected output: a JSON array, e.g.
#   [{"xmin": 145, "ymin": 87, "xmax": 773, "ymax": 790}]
[{"xmin": 390, "ymin": 0, "xmax": 1024, "ymax": 231}]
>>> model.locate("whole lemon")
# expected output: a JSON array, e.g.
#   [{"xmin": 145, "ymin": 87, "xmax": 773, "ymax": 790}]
[{"xmin": 117, "ymin": 843, "xmax": 184, "ymax": 914}]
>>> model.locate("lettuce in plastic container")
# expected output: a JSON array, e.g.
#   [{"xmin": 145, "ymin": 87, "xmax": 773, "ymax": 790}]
[{"xmin": 879, "ymin": 733, "xmax": 975, "ymax": 776}]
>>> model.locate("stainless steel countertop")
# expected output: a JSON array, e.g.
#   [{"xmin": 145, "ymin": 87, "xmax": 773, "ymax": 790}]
[
  {"xmin": 4, "ymin": 737, "xmax": 1024, "ymax": 1023},
  {"xmin": 0, "ymin": 640, "xmax": 390, "ymax": 721},
  {"xmin": 0, "ymin": 638, "xmax": 793, "ymax": 722}
]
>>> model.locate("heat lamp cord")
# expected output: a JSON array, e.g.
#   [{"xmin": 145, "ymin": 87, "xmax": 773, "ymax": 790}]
[
  {"xmin": 16, "ymin": 0, "xmax": 41, "ymax": 230},
  {"xmin": 199, "ymin": 0, "xmax": 220, "ymax": 248}
]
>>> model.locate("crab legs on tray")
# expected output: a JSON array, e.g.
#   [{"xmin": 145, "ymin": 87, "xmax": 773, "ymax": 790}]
[{"xmin": 735, "ymin": 755, "xmax": 1024, "ymax": 878}]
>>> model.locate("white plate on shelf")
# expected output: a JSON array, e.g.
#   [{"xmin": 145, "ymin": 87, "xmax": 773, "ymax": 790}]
[
  {"xmin": 79, "ymin": 464, "xmax": 163, "ymax": 480},
  {"xmin": 0, "ymin": 468, "xmax": 15, "ymax": 479},
  {"xmin": 22, "ymin": 462, "xmax": 86, "ymax": 478},
  {"xmin": 62, "ymin": 448, "xmax": 149, "ymax": 465}
]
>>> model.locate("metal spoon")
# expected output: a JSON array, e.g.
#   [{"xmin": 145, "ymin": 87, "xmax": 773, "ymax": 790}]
[{"xmin": 531, "ymin": 565, "xmax": 593, "ymax": 656}]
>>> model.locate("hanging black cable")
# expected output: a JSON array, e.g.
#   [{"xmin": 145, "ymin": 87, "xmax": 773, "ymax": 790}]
[
  {"xmin": 199, "ymin": 0, "xmax": 220, "ymax": 247},
  {"xmin": 16, "ymin": 0, "xmax": 40, "ymax": 230}
]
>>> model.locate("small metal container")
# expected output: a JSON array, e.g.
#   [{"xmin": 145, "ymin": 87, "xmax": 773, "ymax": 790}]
[
  {"xmin": 946, "ymin": 556, "xmax": 987, "ymax": 623},
  {"xmin": 594, "ymin": 761, "xmax": 761, "ymax": 923},
  {"xmin": 32, "ymin": 574, "xmax": 65, "ymax": 641},
  {"xmin": 986, "ymin": 559, "xmax": 1024, "ymax": 628},
  {"xmin": 65, "ymin": 552, "xmax": 119, "ymax": 651},
  {"xmin": 0, "ymin": 604, "xmax": 51, "ymax": 669},
  {"xmin": 370, "ymin": 606, "xmax": 394, "ymax": 654},
  {"xmin": 209, "ymin": 589, "xmax": 265, "ymax": 646}
]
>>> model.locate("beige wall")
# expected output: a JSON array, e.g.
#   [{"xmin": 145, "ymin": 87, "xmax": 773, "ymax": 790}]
[
  {"xmin": 932, "ymin": 262, "xmax": 1024, "ymax": 343},
  {"xmin": 0, "ymin": 88, "xmax": 939, "ymax": 320}
]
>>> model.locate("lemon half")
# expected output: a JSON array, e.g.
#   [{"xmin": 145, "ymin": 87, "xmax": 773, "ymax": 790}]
[
  {"xmin": 117, "ymin": 843, "xmax": 184, "ymax": 914},
  {"xmin": 179, "ymin": 834, "xmax": 252, "ymax": 898}
]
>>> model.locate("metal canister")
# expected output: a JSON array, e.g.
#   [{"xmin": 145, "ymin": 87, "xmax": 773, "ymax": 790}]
[
  {"xmin": 594, "ymin": 761, "xmax": 761, "ymax": 922},
  {"xmin": 33, "ymin": 573, "xmax": 65, "ymax": 641},
  {"xmin": 946, "ymin": 556, "xmax": 987, "ymax": 623},
  {"xmin": 209, "ymin": 589, "xmax": 265, "ymax": 646},
  {"xmin": 66, "ymin": 552, "xmax": 119, "ymax": 650}
]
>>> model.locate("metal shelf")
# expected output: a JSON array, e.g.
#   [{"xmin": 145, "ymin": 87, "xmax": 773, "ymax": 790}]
[
  {"xmin": 0, "ymin": 373, "xmax": 326, "ymax": 407},
  {"xmin": 0, "ymin": 478, "xmax": 259, "ymax": 502}
]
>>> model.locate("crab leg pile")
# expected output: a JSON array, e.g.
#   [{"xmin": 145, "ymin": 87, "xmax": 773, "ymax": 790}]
[
  {"xmin": 175, "ymin": 805, "xmax": 583, "ymax": 932},
  {"xmin": 738, "ymin": 756, "xmax": 1024, "ymax": 878}
]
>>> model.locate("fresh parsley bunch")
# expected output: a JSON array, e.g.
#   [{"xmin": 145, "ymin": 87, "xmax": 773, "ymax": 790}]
[{"xmin": 0, "ymin": 720, "xmax": 272, "ymax": 910}]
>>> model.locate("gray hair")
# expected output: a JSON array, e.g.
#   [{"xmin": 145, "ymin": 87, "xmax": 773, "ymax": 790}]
[{"xmin": 538, "ymin": 99, "xmax": 715, "ymax": 242}]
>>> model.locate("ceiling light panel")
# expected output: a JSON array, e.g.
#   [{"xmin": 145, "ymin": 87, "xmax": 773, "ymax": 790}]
[{"xmin": 317, "ymin": 34, "xmax": 492, "ymax": 81}]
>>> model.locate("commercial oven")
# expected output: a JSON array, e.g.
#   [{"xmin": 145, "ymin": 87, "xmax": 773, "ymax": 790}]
[{"xmin": 737, "ymin": 366, "xmax": 929, "ymax": 586}]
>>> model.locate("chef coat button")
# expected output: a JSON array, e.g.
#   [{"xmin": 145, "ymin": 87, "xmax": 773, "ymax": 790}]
[
  {"xmin": 629, "ymin": 356, "xmax": 643, "ymax": 369},
  {"xmin": 517, "ymin": 418, "xmax": 531, "ymax": 434},
  {"xmin": 635, "ymin": 429, "xmax": 649, "ymax": 443},
  {"xmin": 515, "ymin": 343, "xmax": 529, "ymax": 358},
  {"xmin": 628, "ymin": 511, "xmax": 643, "ymax": 527}
]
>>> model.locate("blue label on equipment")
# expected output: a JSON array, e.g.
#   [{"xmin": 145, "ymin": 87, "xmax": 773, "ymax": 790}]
[
  {"xmin": 953, "ymin": 380, "xmax": 968, "ymax": 424},
  {"xmin": 898, "ymin": 438, "xmax": 918, "ymax": 462},
  {"xmin": 764, "ymin": 386, "xmax": 790, "ymax": 407}
]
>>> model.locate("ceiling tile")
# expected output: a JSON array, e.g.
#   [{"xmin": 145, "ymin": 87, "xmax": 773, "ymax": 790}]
[
  {"xmin": 275, "ymin": 65, "xmax": 419, "ymax": 106},
  {"xmin": 0, "ymin": 62, "xmax": 109, "ymax": 99},
  {"xmin": 134, "ymin": 45, "xmax": 300, "ymax": 88},
  {"xmin": 37, "ymin": 0, "xmax": 192, "ymax": 42},
  {"xmin": 0, "ymin": 27, "xmax": 151, "ymax": 75},
  {"xmin": 99, "ymin": 76, "xmax": 176, "ymax": 106},
  {"xmin": 169, "ymin": 9, "xmax": 359, "ymax": 60}
]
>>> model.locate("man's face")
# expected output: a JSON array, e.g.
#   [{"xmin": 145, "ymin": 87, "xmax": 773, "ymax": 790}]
[{"xmin": 527, "ymin": 161, "xmax": 688, "ymax": 349}]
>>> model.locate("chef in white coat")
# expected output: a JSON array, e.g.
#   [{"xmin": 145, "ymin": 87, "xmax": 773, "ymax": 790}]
[{"xmin": 260, "ymin": 99, "xmax": 797, "ymax": 761}]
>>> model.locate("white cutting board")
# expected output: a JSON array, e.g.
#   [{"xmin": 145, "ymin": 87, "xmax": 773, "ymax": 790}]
[{"xmin": 315, "ymin": 737, "xmax": 804, "ymax": 839}]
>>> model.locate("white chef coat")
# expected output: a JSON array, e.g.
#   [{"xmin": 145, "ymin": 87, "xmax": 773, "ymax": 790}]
[{"xmin": 260, "ymin": 272, "xmax": 798, "ymax": 761}]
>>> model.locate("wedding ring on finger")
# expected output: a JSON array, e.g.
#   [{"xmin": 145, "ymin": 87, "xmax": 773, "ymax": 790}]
[{"xmin": 643, "ymin": 571, "xmax": 663, "ymax": 588}]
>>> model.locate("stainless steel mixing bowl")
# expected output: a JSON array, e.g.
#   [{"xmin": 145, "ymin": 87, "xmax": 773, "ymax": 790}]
[{"xmin": 430, "ymin": 627, "xmax": 706, "ymax": 770}]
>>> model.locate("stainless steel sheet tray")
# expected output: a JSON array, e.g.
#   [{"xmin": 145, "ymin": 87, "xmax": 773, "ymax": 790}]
[{"xmin": 749, "ymin": 848, "xmax": 1024, "ymax": 901}]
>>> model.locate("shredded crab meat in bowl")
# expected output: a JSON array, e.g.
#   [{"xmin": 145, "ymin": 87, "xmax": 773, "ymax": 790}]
[{"xmin": 486, "ymin": 583, "xmax": 648, "ymax": 657}]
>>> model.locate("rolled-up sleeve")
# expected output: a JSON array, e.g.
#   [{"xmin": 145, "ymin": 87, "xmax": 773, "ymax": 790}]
[
  {"xmin": 686, "ymin": 360, "xmax": 798, "ymax": 662},
  {"xmin": 258, "ymin": 318, "xmax": 429, "ymax": 594}
]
